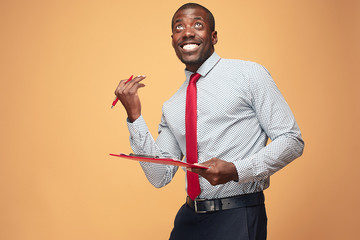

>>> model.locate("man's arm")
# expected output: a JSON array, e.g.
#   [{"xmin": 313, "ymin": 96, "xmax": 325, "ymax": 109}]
[
  {"xmin": 232, "ymin": 63, "xmax": 304, "ymax": 184},
  {"xmin": 191, "ymin": 63, "xmax": 304, "ymax": 185},
  {"xmin": 127, "ymin": 114, "xmax": 183, "ymax": 188},
  {"xmin": 115, "ymin": 76, "xmax": 183, "ymax": 188}
]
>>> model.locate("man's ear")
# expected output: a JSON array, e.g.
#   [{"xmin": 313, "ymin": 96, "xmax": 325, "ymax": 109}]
[
  {"xmin": 212, "ymin": 31, "xmax": 218, "ymax": 45},
  {"xmin": 171, "ymin": 34, "xmax": 175, "ymax": 48}
]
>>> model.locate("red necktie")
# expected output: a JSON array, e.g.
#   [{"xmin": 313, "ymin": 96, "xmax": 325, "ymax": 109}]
[{"xmin": 186, "ymin": 73, "xmax": 201, "ymax": 200}]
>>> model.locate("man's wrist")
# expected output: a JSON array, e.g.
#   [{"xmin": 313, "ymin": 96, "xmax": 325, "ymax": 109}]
[
  {"xmin": 231, "ymin": 163, "xmax": 239, "ymax": 182},
  {"xmin": 128, "ymin": 113, "xmax": 141, "ymax": 123}
]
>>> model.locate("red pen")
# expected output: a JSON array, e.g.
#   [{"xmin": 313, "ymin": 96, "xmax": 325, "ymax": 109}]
[{"xmin": 111, "ymin": 75, "xmax": 133, "ymax": 109}]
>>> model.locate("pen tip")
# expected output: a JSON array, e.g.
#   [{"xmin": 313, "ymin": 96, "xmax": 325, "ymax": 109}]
[{"xmin": 111, "ymin": 106, "xmax": 114, "ymax": 109}]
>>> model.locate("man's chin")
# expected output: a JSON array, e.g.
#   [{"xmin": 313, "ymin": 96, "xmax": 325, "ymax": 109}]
[
  {"xmin": 178, "ymin": 50, "xmax": 213, "ymax": 69},
  {"xmin": 180, "ymin": 56, "xmax": 203, "ymax": 66}
]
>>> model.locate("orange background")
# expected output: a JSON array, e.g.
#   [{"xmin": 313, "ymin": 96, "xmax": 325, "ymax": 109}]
[{"xmin": 1, "ymin": 0, "xmax": 359, "ymax": 239}]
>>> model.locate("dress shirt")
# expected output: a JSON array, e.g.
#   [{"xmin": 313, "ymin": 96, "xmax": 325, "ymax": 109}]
[{"xmin": 127, "ymin": 52, "xmax": 304, "ymax": 199}]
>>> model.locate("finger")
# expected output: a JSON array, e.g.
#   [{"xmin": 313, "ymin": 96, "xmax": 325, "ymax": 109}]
[
  {"xmin": 128, "ymin": 83, "xmax": 146, "ymax": 94},
  {"xmin": 115, "ymin": 85, "xmax": 124, "ymax": 97},
  {"xmin": 199, "ymin": 161, "xmax": 215, "ymax": 168},
  {"xmin": 115, "ymin": 75, "xmax": 145, "ymax": 92},
  {"xmin": 116, "ymin": 75, "xmax": 146, "ymax": 96},
  {"xmin": 189, "ymin": 167, "xmax": 207, "ymax": 175},
  {"xmin": 124, "ymin": 75, "xmax": 146, "ymax": 89},
  {"xmin": 124, "ymin": 82, "xmax": 147, "ymax": 95},
  {"xmin": 115, "ymin": 80, "xmax": 130, "ymax": 97},
  {"xmin": 116, "ymin": 77, "xmax": 133, "ymax": 90},
  {"xmin": 121, "ymin": 75, "xmax": 146, "ymax": 94}
]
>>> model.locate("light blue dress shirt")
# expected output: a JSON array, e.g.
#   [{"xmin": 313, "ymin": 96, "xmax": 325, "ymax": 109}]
[{"xmin": 127, "ymin": 52, "xmax": 304, "ymax": 199}]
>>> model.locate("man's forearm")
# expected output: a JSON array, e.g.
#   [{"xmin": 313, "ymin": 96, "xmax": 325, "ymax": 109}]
[
  {"xmin": 234, "ymin": 132, "xmax": 304, "ymax": 184},
  {"xmin": 127, "ymin": 115, "xmax": 182, "ymax": 188}
]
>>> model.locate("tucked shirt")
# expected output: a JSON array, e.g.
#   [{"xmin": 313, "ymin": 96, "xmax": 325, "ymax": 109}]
[{"xmin": 127, "ymin": 52, "xmax": 304, "ymax": 199}]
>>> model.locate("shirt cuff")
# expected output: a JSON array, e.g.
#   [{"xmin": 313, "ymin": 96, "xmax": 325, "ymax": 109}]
[
  {"xmin": 233, "ymin": 157, "xmax": 255, "ymax": 184},
  {"xmin": 127, "ymin": 115, "xmax": 149, "ymax": 137}
]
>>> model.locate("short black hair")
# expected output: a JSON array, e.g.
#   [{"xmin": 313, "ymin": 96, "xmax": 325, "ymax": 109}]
[{"xmin": 171, "ymin": 3, "xmax": 215, "ymax": 32}]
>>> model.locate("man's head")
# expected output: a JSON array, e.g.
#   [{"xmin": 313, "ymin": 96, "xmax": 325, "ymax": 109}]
[{"xmin": 171, "ymin": 3, "xmax": 218, "ymax": 72}]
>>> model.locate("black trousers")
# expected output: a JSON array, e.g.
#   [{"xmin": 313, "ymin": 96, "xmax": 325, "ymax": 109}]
[{"xmin": 169, "ymin": 202, "xmax": 267, "ymax": 240}]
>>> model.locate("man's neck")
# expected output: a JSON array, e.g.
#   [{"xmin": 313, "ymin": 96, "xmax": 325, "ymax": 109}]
[
  {"xmin": 184, "ymin": 50, "xmax": 214, "ymax": 73},
  {"xmin": 185, "ymin": 64, "xmax": 201, "ymax": 73}
]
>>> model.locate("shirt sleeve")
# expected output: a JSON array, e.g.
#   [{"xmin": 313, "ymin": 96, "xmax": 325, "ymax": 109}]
[
  {"xmin": 233, "ymin": 63, "xmax": 305, "ymax": 184},
  {"xmin": 127, "ymin": 114, "xmax": 183, "ymax": 188}
]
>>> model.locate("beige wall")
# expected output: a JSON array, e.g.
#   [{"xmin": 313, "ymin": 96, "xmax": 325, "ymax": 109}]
[{"xmin": 1, "ymin": 0, "xmax": 359, "ymax": 239}]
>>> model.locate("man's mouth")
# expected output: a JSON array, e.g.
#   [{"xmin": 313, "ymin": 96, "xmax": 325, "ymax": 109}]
[{"xmin": 181, "ymin": 43, "xmax": 200, "ymax": 50}]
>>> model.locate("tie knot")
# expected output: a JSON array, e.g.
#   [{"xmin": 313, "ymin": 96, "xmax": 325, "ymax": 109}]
[{"xmin": 190, "ymin": 73, "xmax": 201, "ymax": 84}]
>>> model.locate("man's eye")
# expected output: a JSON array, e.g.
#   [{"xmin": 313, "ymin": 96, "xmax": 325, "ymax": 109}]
[
  {"xmin": 176, "ymin": 25, "xmax": 184, "ymax": 30},
  {"xmin": 195, "ymin": 23, "xmax": 203, "ymax": 28}
]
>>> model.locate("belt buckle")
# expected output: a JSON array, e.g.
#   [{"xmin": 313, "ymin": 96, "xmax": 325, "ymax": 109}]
[{"xmin": 194, "ymin": 198, "xmax": 207, "ymax": 214}]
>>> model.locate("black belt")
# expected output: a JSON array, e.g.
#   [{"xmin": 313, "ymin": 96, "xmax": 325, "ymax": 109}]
[{"xmin": 186, "ymin": 191, "xmax": 264, "ymax": 213}]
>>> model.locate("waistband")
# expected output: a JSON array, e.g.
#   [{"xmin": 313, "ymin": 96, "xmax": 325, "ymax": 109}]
[{"xmin": 186, "ymin": 191, "xmax": 265, "ymax": 213}]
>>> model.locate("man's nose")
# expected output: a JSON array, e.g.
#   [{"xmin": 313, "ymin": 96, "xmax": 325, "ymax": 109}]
[{"xmin": 183, "ymin": 26, "xmax": 195, "ymax": 38}]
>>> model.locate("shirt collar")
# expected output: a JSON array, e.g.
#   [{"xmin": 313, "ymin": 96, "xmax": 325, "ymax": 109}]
[{"xmin": 185, "ymin": 52, "xmax": 221, "ymax": 79}]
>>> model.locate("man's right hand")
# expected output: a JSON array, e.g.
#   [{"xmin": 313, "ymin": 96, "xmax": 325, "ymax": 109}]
[{"xmin": 114, "ymin": 75, "xmax": 146, "ymax": 122}]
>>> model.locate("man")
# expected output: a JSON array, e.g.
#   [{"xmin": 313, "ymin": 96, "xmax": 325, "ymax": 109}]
[{"xmin": 115, "ymin": 3, "xmax": 304, "ymax": 240}]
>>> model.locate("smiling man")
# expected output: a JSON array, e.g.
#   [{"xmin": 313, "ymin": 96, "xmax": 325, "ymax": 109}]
[
  {"xmin": 115, "ymin": 3, "xmax": 304, "ymax": 240},
  {"xmin": 171, "ymin": 6, "xmax": 217, "ymax": 72}
]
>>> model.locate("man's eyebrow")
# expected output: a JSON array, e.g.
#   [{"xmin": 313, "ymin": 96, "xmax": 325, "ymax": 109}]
[{"xmin": 174, "ymin": 16, "xmax": 205, "ymax": 24}]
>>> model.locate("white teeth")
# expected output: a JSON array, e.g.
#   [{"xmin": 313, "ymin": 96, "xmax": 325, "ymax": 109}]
[{"xmin": 183, "ymin": 44, "xmax": 199, "ymax": 50}]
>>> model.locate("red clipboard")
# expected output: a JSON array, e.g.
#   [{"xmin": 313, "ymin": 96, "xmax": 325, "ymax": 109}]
[{"xmin": 109, "ymin": 153, "xmax": 208, "ymax": 169}]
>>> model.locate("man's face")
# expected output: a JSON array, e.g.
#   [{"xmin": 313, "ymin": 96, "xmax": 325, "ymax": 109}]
[{"xmin": 171, "ymin": 7, "xmax": 218, "ymax": 72}]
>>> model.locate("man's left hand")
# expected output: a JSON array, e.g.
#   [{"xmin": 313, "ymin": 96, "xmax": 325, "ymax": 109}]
[{"xmin": 188, "ymin": 158, "xmax": 239, "ymax": 186}]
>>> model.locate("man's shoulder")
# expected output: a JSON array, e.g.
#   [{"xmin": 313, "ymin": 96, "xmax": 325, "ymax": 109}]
[
  {"xmin": 219, "ymin": 57, "xmax": 270, "ymax": 76},
  {"xmin": 221, "ymin": 57, "xmax": 263, "ymax": 68}
]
